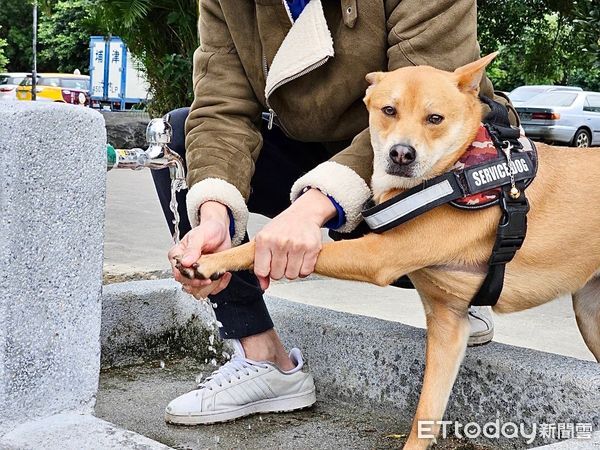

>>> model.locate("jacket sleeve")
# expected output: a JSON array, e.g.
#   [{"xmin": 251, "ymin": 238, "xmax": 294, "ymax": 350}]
[
  {"xmin": 291, "ymin": 0, "xmax": 490, "ymax": 233},
  {"xmin": 184, "ymin": 0, "xmax": 263, "ymax": 246}
]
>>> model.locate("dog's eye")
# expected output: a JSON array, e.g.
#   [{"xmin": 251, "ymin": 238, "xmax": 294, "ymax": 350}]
[
  {"xmin": 381, "ymin": 106, "xmax": 397, "ymax": 117},
  {"xmin": 427, "ymin": 114, "xmax": 444, "ymax": 125}
]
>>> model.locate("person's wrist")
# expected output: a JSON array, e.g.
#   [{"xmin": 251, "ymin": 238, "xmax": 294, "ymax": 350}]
[
  {"xmin": 289, "ymin": 188, "xmax": 337, "ymax": 226},
  {"xmin": 199, "ymin": 201, "xmax": 230, "ymax": 229}
]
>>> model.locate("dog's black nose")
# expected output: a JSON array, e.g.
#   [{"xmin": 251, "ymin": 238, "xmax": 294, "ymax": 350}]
[{"xmin": 389, "ymin": 145, "xmax": 416, "ymax": 166}]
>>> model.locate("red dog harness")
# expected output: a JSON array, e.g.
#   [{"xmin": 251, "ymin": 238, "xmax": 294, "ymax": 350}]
[
  {"xmin": 450, "ymin": 125, "xmax": 537, "ymax": 209},
  {"xmin": 362, "ymin": 97, "xmax": 538, "ymax": 306}
]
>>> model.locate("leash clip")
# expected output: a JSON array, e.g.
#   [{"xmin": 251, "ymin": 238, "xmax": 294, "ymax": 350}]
[{"xmin": 501, "ymin": 140, "xmax": 521, "ymax": 199}]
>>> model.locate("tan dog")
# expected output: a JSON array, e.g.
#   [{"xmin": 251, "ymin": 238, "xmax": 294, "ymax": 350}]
[{"xmin": 182, "ymin": 53, "xmax": 600, "ymax": 449}]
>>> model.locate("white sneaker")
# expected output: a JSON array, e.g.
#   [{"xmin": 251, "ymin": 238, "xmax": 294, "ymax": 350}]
[
  {"xmin": 467, "ymin": 306, "xmax": 494, "ymax": 346},
  {"xmin": 165, "ymin": 340, "xmax": 316, "ymax": 425}
]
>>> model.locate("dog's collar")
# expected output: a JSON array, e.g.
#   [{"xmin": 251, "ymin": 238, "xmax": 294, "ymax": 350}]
[{"xmin": 362, "ymin": 124, "xmax": 537, "ymax": 232}]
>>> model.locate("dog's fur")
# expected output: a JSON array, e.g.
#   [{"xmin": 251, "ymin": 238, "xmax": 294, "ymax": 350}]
[{"xmin": 185, "ymin": 54, "xmax": 600, "ymax": 449}]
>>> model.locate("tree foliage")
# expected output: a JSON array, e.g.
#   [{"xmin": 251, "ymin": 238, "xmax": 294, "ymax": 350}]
[
  {"xmin": 478, "ymin": 0, "xmax": 600, "ymax": 91},
  {"xmin": 38, "ymin": 0, "xmax": 98, "ymax": 73},
  {"xmin": 95, "ymin": 0, "xmax": 198, "ymax": 116},
  {"xmin": 0, "ymin": 37, "xmax": 8, "ymax": 72},
  {"xmin": 0, "ymin": 0, "xmax": 98, "ymax": 73},
  {"xmin": 0, "ymin": 1, "xmax": 33, "ymax": 72}
]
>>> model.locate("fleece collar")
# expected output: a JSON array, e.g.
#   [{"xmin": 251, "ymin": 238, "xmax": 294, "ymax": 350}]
[{"xmin": 265, "ymin": 0, "xmax": 334, "ymax": 100}]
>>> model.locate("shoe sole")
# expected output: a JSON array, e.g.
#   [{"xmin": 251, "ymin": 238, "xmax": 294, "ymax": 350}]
[
  {"xmin": 467, "ymin": 329, "xmax": 494, "ymax": 347},
  {"xmin": 164, "ymin": 388, "xmax": 317, "ymax": 426}
]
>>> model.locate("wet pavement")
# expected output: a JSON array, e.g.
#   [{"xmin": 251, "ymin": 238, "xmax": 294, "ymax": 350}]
[{"xmin": 96, "ymin": 358, "xmax": 489, "ymax": 450}]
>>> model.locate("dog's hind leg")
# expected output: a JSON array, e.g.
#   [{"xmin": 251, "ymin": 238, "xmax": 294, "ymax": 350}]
[
  {"xmin": 573, "ymin": 275, "xmax": 600, "ymax": 362},
  {"xmin": 404, "ymin": 287, "xmax": 470, "ymax": 450}
]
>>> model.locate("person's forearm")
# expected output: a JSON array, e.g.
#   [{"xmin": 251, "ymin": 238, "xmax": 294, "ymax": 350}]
[
  {"xmin": 200, "ymin": 189, "xmax": 335, "ymax": 232},
  {"xmin": 287, "ymin": 188, "xmax": 337, "ymax": 227}
]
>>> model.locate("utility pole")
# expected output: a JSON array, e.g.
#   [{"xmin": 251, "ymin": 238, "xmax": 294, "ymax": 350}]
[{"xmin": 32, "ymin": 0, "xmax": 38, "ymax": 101}]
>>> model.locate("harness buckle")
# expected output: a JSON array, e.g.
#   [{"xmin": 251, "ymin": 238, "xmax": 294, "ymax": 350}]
[{"xmin": 488, "ymin": 189, "xmax": 530, "ymax": 266}]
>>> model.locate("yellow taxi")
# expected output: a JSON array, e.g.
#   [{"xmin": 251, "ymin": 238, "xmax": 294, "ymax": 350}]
[{"xmin": 16, "ymin": 73, "xmax": 90, "ymax": 106}]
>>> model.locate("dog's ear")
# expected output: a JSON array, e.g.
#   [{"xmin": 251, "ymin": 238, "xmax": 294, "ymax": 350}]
[
  {"xmin": 366, "ymin": 72, "xmax": 384, "ymax": 86},
  {"xmin": 364, "ymin": 72, "xmax": 385, "ymax": 105},
  {"xmin": 454, "ymin": 52, "xmax": 498, "ymax": 94}
]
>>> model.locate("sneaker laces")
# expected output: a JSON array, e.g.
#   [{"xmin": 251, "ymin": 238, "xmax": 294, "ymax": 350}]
[{"xmin": 197, "ymin": 356, "xmax": 269, "ymax": 391}]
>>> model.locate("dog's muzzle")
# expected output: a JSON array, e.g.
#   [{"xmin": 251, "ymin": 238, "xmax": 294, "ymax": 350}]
[
  {"xmin": 387, "ymin": 144, "xmax": 416, "ymax": 176},
  {"xmin": 389, "ymin": 144, "xmax": 416, "ymax": 166}
]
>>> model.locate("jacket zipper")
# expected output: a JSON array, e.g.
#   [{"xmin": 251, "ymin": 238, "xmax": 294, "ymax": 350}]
[
  {"xmin": 262, "ymin": 53, "xmax": 331, "ymax": 131},
  {"xmin": 262, "ymin": 1, "xmax": 292, "ymax": 131},
  {"xmin": 262, "ymin": 53, "xmax": 277, "ymax": 130},
  {"xmin": 261, "ymin": 0, "xmax": 327, "ymax": 132}
]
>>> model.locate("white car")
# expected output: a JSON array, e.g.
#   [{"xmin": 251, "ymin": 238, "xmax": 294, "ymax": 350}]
[
  {"xmin": 0, "ymin": 73, "xmax": 29, "ymax": 101},
  {"xmin": 517, "ymin": 91, "xmax": 600, "ymax": 147},
  {"xmin": 508, "ymin": 85, "xmax": 582, "ymax": 107}
]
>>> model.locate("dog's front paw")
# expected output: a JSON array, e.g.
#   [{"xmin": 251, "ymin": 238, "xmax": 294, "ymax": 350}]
[
  {"xmin": 195, "ymin": 257, "xmax": 226, "ymax": 281},
  {"xmin": 174, "ymin": 255, "xmax": 225, "ymax": 281}
]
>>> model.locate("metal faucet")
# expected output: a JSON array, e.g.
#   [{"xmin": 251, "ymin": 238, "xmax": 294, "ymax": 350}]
[
  {"xmin": 144, "ymin": 114, "xmax": 187, "ymax": 189},
  {"xmin": 106, "ymin": 114, "xmax": 188, "ymax": 242}
]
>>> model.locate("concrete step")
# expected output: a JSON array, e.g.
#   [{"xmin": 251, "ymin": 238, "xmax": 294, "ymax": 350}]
[
  {"xmin": 267, "ymin": 277, "xmax": 595, "ymax": 362},
  {"xmin": 0, "ymin": 413, "xmax": 170, "ymax": 450},
  {"xmin": 100, "ymin": 280, "xmax": 600, "ymax": 449},
  {"xmin": 95, "ymin": 358, "xmax": 488, "ymax": 450}
]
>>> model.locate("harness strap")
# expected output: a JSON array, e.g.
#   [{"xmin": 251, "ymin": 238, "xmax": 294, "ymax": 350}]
[
  {"xmin": 470, "ymin": 185, "xmax": 529, "ymax": 306},
  {"xmin": 362, "ymin": 173, "xmax": 462, "ymax": 232},
  {"xmin": 362, "ymin": 151, "xmax": 535, "ymax": 233},
  {"xmin": 480, "ymin": 95, "xmax": 513, "ymax": 130},
  {"xmin": 469, "ymin": 121, "xmax": 531, "ymax": 306}
]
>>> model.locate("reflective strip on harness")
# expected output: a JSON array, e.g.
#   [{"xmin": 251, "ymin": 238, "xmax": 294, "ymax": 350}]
[
  {"xmin": 362, "ymin": 173, "xmax": 466, "ymax": 233},
  {"xmin": 362, "ymin": 151, "xmax": 535, "ymax": 233},
  {"xmin": 363, "ymin": 179, "xmax": 456, "ymax": 231}
]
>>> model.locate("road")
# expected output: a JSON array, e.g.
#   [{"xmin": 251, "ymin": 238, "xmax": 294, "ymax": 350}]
[{"xmin": 104, "ymin": 169, "xmax": 595, "ymax": 361}]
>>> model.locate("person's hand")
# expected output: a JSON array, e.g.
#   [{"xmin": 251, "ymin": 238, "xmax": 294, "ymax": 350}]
[
  {"xmin": 254, "ymin": 188, "xmax": 337, "ymax": 290},
  {"xmin": 168, "ymin": 201, "xmax": 233, "ymax": 299}
]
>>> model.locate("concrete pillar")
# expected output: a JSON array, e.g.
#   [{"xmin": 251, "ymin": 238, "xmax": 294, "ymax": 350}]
[{"xmin": 0, "ymin": 102, "xmax": 106, "ymax": 433}]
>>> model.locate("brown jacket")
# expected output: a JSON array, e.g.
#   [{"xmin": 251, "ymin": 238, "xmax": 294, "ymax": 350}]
[{"xmin": 185, "ymin": 0, "xmax": 495, "ymax": 244}]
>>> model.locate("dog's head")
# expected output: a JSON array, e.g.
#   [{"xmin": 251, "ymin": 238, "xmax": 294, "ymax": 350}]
[{"xmin": 364, "ymin": 53, "xmax": 498, "ymax": 197}]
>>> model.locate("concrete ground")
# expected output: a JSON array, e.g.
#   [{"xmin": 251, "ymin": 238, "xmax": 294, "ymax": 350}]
[
  {"xmin": 95, "ymin": 358, "xmax": 489, "ymax": 450},
  {"xmin": 104, "ymin": 169, "xmax": 596, "ymax": 362}
]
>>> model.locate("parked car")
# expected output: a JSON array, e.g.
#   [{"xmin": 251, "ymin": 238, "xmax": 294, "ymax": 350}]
[
  {"xmin": 0, "ymin": 73, "xmax": 29, "ymax": 101},
  {"xmin": 15, "ymin": 73, "xmax": 90, "ymax": 106},
  {"xmin": 516, "ymin": 91, "xmax": 600, "ymax": 147},
  {"xmin": 508, "ymin": 85, "xmax": 582, "ymax": 107}
]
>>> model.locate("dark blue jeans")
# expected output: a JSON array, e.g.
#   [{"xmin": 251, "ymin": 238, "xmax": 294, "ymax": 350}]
[{"xmin": 151, "ymin": 108, "xmax": 345, "ymax": 339}]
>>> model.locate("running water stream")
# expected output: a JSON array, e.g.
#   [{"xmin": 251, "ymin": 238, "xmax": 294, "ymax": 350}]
[
  {"xmin": 107, "ymin": 119, "xmax": 226, "ymax": 365},
  {"xmin": 169, "ymin": 173, "xmax": 186, "ymax": 244}
]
